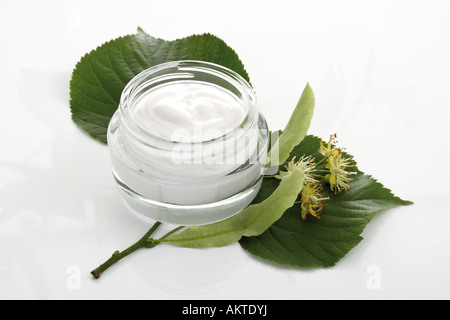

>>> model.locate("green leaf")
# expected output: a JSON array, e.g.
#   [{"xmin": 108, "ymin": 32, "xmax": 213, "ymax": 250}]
[
  {"xmin": 166, "ymin": 169, "xmax": 305, "ymax": 248},
  {"xmin": 266, "ymin": 83, "xmax": 315, "ymax": 167},
  {"xmin": 239, "ymin": 135, "xmax": 413, "ymax": 268},
  {"xmin": 69, "ymin": 28, "xmax": 250, "ymax": 143}
]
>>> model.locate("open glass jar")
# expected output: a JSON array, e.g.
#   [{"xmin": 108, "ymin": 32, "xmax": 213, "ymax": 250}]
[{"xmin": 107, "ymin": 60, "xmax": 268, "ymax": 225}]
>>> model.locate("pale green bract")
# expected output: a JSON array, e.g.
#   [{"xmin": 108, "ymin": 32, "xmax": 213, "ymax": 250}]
[
  {"xmin": 166, "ymin": 169, "xmax": 305, "ymax": 248},
  {"xmin": 266, "ymin": 83, "xmax": 315, "ymax": 168}
]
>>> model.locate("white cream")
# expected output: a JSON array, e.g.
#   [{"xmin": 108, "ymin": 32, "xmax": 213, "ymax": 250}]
[{"xmin": 132, "ymin": 82, "xmax": 246, "ymax": 142}]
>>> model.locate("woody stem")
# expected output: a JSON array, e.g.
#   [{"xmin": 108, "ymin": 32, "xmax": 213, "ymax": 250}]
[{"xmin": 90, "ymin": 221, "xmax": 162, "ymax": 279}]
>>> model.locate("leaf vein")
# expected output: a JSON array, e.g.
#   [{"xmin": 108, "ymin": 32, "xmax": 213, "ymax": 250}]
[{"xmin": 85, "ymin": 59, "xmax": 118, "ymax": 105}]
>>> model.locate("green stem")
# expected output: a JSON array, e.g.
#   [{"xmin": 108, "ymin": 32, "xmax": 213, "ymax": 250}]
[
  {"xmin": 90, "ymin": 221, "xmax": 161, "ymax": 279},
  {"xmin": 315, "ymin": 156, "xmax": 327, "ymax": 166},
  {"xmin": 147, "ymin": 226, "xmax": 185, "ymax": 245},
  {"xmin": 312, "ymin": 169, "xmax": 330, "ymax": 173}
]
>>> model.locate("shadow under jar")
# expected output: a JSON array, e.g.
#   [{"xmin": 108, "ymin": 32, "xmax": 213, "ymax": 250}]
[{"xmin": 107, "ymin": 60, "xmax": 269, "ymax": 225}]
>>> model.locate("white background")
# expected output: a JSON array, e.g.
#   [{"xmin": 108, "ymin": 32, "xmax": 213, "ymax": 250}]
[{"xmin": 1, "ymin": 0, "xmax": 449, "ymax": 300}]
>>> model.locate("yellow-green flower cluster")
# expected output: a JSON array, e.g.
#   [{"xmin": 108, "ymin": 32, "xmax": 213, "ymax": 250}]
[
  {"xmin": 273, "ymin": 134, "xmax": 356, "ymax": 221},
  {"xmin": 319, "ymin": 134, "xmax": 356, "ymax": 194},
  {"xmin": 275, "ymin": 155, "xmax": 317, "ymax": 185},
  {"xmin": 300, "ymin": 182, "xmax": 329, "ymax": 220}
]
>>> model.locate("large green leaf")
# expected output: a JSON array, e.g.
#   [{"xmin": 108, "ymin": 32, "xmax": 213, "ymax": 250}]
[
  {"xmin": 69, "ymin": 27, "xmax": 250, "ymax": 143},
  {"xmin": 239, "ymin": 135, "xmax": 413, "ymax": 268}
]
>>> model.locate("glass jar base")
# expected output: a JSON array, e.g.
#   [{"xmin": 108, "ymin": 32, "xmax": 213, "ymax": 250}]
[{"xmin": 114, "ymin": 175, "xmax": 263, "ymax": 226}]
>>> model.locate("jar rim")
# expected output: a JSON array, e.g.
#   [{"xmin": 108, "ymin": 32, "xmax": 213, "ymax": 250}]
[{"xmin": 118, "ymin": 60, "xmax": 257, "ymax": 146}]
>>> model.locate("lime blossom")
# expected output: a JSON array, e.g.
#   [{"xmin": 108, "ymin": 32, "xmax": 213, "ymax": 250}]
[
  {"xmin": 325, "ymin": 153, "xmax": 356, "ymax": 194},
  {"xmin": 275, "ymin": 155, "xmax": 318, "ymax": 185},
  {"xmin": 300, "ymin": 182, "xmax": 329, "ymax": 220},
  {"xmin": 319, "ymin": 133, "xmax": 340, "ymax": 158}
]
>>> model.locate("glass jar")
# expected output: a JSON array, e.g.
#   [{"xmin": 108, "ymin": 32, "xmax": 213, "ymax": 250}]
[{"xmin": 107, "ymin": 60, "xmax": 269, "ymax": 225}]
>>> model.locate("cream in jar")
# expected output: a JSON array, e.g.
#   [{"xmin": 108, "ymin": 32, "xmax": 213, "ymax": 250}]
[
  {"xmin": 107, "ymin": 61, "xmax": 268, "ymax": 225},
  {"xmin": 132, "ymin": 82, "xmax": 247, "ymax": 143}
]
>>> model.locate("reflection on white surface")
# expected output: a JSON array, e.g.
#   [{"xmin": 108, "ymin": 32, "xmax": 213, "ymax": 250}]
[
  {"xmin": 132, "ymin": 244, "xmax": 249, "ymax": 294},
  {"xmin": 0, "ymin": 68, "xmax": 113, "ymax": 299},
  {"xmin": 112, "ymin": 204, "xmax": 249, "ymax": 294}
]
